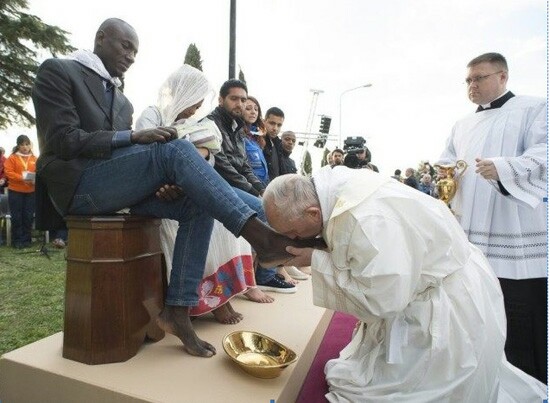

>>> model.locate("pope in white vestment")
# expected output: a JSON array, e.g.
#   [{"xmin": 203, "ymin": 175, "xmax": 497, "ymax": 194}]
[{"xmin": 262, "ymin": 168, "xmax": 546, "ymax": 402}]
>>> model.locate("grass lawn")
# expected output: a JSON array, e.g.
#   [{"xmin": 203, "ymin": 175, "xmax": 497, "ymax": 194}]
[{"xmin": 0, "ymin": 241, "xmax": 66, "ymax": 356}]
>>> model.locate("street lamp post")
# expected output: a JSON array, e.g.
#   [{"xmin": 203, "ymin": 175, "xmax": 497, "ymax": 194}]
[{"xmin": 339, "ymin": 83, "xmax": 372, "ymax": 146}]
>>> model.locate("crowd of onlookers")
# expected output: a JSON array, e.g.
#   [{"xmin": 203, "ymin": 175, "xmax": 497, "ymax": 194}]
[{"xmin": 391, "ymin": 161, "xmax": 444, "ymax": 198}]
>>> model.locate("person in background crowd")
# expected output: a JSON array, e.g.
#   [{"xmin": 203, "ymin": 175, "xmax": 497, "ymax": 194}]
[
  {"xmin": 344, "ymin": 147, "xmax": 378, "ymax": 171},
  {"xmin": 439, "ymin": 52, "xmax": 547, "ymax": 382},
  {"xmin": 243, "ymin": 96, "xmax": 269, "ymax": 186},
  {"xmin": 263, "ymin": 107, "xmax": 285, "ymax": 181},
  {"xmin": 0, "ymin": 146, "xmax": 6, "ymax": 245},
  {"xmin": 0, "ymin": 147, "xmax": 6, "ymax": 193},
  {"xmin": 391, "ymin": 168, "xmax": 402, "ymax": 182},
  {"xmin": 207, "ymin": 79, "xmax": 266, "ymax": 197},
  {"xmin": 279, "ymin": 131, "xmax": 297, "ymax": 175},
  {"xmin": 418, "ymin": 173, "xmax": 435, "ymax": 196},
  {"xmin": 4, "ymin": 135, "xmax": 37, "ymax": 249},
  {"xmin": 403, "ymin": 167, "xmax": 418, "ymax": 189},
  {"xmin": 331, "ymin": 148, "xmax": 344, "ymax": 167},
  {"xmin": 325, "ymin": 150, "xmax": 334, "ymax": 166}
]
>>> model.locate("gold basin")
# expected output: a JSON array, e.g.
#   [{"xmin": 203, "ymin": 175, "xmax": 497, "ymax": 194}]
[{"xmin": 222, "ymin": 331, "xmax": 298, "ymax": 379}]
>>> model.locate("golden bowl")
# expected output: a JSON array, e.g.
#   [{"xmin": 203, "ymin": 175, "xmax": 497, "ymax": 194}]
[{"xmin": 222, "ymin": 331, "xmax": 298, "ymax": 379}]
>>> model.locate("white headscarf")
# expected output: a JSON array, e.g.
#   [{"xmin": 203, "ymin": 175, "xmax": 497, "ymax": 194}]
[
  {"xmin": 66, "ymin": 49, "xmax": 122, "ymax": 87},
  {"xmin": 157, "ymin": 64, "xmax": 212, "ymax": 125}
]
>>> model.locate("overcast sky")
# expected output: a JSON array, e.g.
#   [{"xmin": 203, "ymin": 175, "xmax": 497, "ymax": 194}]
[{"xmin": 1, "ymin": 0, "xmax": 546, "ymax": 175}]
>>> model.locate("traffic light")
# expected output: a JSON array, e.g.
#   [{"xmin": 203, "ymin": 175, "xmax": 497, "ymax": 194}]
[{"xmin": 319, "ymin": 116, "xmax": 332, "ymax": 134}]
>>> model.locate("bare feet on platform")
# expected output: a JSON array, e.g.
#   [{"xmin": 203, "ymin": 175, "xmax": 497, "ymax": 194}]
[
  {"xmin": 244, "ymin": 287, "xmax": 275, "ymax": 303},
  {"xmin": 212, "ymin": 302, "xmax": 243, "ymax": 324},
  {"xmin": 157, "ymin": 306, "xmax": 216, "ymax": 357}
]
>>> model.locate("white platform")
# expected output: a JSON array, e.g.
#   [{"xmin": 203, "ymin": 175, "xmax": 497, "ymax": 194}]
[{"xmin": 0, "ymin": 280, "xmax": 332, "ymax": 403}]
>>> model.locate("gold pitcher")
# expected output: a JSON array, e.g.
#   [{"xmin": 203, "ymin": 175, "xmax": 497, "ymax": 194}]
[{"xmin": 434, "ymin": 160, "xmax": 468, "ymax": 209}]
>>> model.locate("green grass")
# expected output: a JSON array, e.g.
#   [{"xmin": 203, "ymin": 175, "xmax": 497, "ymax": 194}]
[{"xmin": 0, "ymin": 241, "xmax": 66, "ymax": 356}]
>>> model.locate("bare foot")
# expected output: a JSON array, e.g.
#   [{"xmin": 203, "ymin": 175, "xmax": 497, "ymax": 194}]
[
  {"xmin": 212, "ymin": 302, "xmax": 243, "ymax": 324},
  {"xmin": 244, "ymin": 287, "xmax": 274, "ymax": 303},
  {"xmin": 277, "ymin": 268, "xmax": 299, "ymax": 285},
  {"xmin": 157, "ymin": 306, "xmax": 216, "ymax": 357}
]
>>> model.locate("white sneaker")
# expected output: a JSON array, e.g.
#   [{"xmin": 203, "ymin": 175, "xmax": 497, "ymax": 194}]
[{"xmin": 286, "ymin": 266, "xmax": 309, "ymax": 280}]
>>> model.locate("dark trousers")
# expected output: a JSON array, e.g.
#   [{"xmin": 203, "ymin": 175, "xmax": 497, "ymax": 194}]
[
  {"xmin": 499, "ymin": 277, "xmax": 547, "ymax": 384},
  {"xmin": 8, "ymin": 190, "xmax": 35, "ymax": 246}
]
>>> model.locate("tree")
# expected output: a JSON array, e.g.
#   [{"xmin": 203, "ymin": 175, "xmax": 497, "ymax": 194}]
[
  {"xmin": 0, "ymin": 0, "xmax": 75, "ymax": 129},
  {"xmin": 301, "ymin": 149, "xmax": 312, "ymax": 177},
  {"xmin": 321, "ymin": 147, "xmax": 330, "ymax": 167},
  {"xmin": 238, "ymin": 65, "xmax": 246, "ymax": 84},
  {"xmin": 184, "ymin": 43, "xmax": 203, "ymax": 71}
]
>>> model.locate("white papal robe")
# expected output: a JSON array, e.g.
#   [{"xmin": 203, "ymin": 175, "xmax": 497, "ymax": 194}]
[
  {"xmin": 439, "ymin": 95, "xmax": 547, "ymax": 279},
  {"xmin": 310, "ymin": 167, "xmax": 545, "ymax": 402}
]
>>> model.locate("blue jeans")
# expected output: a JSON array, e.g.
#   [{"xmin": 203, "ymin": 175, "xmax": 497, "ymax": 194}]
[
  {"xmin": 8, "ymin": 190, "xmax": 35, "ymax": 246},
  {"xmin": 220, "ymin": 186, "xmax": 277, "ymax": 285},
  {"xmin": 256, "ymin": 264, "xmax": 277, "ymax": 284},
  {"xmin": 68, "ymin": 139, "xmax": 257, "ymax": 306}
]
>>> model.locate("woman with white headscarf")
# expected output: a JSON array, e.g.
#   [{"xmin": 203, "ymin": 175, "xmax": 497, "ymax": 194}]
[{"xmin": 136, "ymin": 64, "xmax": 255, "ymax": 324}]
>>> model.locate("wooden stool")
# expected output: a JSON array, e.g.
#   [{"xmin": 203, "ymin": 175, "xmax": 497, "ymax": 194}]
[{"xmin": 63, "ymin": 215, "xmax": 165, "ymax": 365}]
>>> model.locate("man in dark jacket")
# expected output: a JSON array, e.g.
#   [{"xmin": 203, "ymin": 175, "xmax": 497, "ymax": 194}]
[
  {"xmin": 207, "ymin": 80, "xmax": 265, "ymax": 197},
  {"xmin": 279, "ymin": 131, "xmax": 297, "ymax": 175},
  {"xmin": 263, "ymin": 107, "xmax": 285, "ymax": 181}
]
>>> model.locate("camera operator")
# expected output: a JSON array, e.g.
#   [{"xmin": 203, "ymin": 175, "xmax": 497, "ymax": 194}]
[{"xmin": 342, "ymin": 136, "xmax": 378, "ymax": 171}]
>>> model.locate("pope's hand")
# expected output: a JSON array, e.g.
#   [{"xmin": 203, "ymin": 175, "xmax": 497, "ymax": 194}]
[
  {"xmin": 475, "ymin": 158, "xmax": 499, "ymax": 180},
  {"xmin": 284, "ymin": 246, "xmax": 313, "ymax": 268}
]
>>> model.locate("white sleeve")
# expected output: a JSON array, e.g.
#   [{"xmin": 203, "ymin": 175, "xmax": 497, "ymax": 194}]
[{"xmin": 491, "ymin": 100, "xmax": 547, "ymax": 208}]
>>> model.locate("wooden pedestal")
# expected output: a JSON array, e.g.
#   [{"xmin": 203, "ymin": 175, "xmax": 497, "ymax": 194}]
[{"xmin": 63, "ymin": 215, "xmax": 165, "ymax": 365}]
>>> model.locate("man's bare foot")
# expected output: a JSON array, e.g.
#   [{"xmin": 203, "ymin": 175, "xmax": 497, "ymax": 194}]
[
  {"xmin": 277, "ymin": 268, "xmax": 299, "ymax": 285},
  {"xmin": 244, "ymin": 287, "xmax": 275, "ymax": 303},
  {"xmin": 157, "ymin": 306, "xmax": 216, "ymax": 357},
  {"xmin": 212, "ymin": 302, "xmax": 243, "ymax": 324},
  {"xmin": 240, "ymin": 219, "xmax": 327, "ymax": 267}
]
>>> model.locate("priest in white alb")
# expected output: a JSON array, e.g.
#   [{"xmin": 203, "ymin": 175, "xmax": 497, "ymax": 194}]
[
  {"xmin": 262, "ymin": 169, "xmax": 546, "ymax": 402},
  {"xmin": 439, "ymin": 52, "xmax": 547, "ymax": 383}
]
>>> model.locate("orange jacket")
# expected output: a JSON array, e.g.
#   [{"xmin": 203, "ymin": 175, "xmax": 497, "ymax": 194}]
[{"xmin": 4, "ymin": 152, "xmax": 37, "ymax": 193}]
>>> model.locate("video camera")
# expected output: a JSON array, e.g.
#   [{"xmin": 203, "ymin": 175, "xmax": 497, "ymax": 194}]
[{"xmin": 343, "ymin": 136, "xmax": 366, "ymax": 155}]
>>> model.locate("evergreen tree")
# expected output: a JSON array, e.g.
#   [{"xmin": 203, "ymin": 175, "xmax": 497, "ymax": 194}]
[
  {"xmin": 321, "ymin": 147, "xmax": 330, "ymax": 167},
  {"xmin": 301, "ymin": 149, "xmax": 312, "ymax": 177},
  {"xmin": 184, "ymin": 43, "xmax": 203, "ymax": 71},
  {"xmin": 0, "ymin": 0, "xmax": 75, "ymax": 129},
  {"xmin": 238, "ymin": 65, "xmax": 246, "ymax": 84}
]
